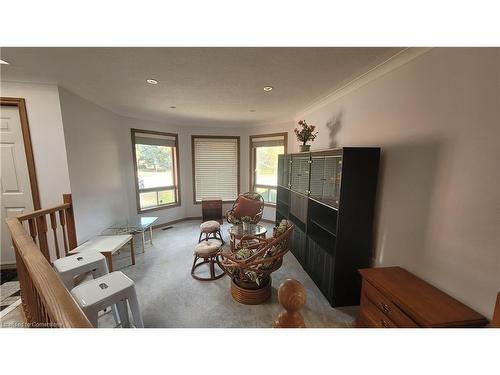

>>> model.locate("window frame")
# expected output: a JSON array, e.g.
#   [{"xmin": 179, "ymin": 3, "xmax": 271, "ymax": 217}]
[
  {"xmin": 131, "ymin": 128, "xmax": 181, "ymax": 214},
  {"xmin": 249, "ymin": 132, "xmax": 288, "ymax": 207},
  {"xmin": 191, "ymin": 135, "xmax": 240, "ymax": 205}
]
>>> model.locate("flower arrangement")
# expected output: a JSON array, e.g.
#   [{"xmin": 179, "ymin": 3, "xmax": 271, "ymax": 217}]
[
  {"xmin": 241, "ymin": 215, "xmax": 252, "ymax": 230},
  {"xmin": 294, "ymin": 120, "xmax": 318, "ymax": 151}
]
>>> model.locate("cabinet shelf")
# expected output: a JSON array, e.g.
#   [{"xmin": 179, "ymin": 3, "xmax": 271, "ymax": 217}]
[
  {"xmin": 309, "ymin": 195, "xmax": 339, "ymax": 210},
  {"xmin": 309, "ymin": 218, "xmax": 336, "ymax": 237}
]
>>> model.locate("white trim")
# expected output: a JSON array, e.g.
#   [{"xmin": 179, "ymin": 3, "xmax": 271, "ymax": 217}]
[{"xmin": 294, "ymin": 47, "xmax": 433, "ymax": 119}]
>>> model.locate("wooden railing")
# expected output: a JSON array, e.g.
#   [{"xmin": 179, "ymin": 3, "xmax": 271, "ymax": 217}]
[
  {"xmin": 6, "ymin": 194, "xmax": 91, "ymax": 328},
  {"xmin": 16, "ymin": 194, "xmax": 78, "ymax": 262}
]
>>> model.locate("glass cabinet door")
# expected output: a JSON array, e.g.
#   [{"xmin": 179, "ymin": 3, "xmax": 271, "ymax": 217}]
[
  {"xmin": 283, "ymin": 154, "xmax": 291, "ymax": 188},
  {"xmin": 322, "ymin": 156, "xmax": 342, "ymax": 207},
  {"xmin": 310, "ymin": 156, "xmax": 325, "ymax": 199},
  {"xmin": 291, "ymin": 154, "xmax": 310, "ymax": 194},
  {"xmin": 278, "ymin": 154, "xmax": 291, "ymax": 187},
  {"xmin": 310, "ymin": 154, "xmax": 342, "ymax": 207}
]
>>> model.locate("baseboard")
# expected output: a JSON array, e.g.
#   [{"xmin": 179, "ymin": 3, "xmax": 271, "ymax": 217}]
[
  {"xmin": 153, "ymin": 216, "xmax": 275, "ymax": 229},
  {"xmin": 153, "ymin": 216, "xmax": 202, "ymax": 229}
]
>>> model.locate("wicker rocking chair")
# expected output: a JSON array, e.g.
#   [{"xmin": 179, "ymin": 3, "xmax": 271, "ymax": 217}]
[
  {"xmin": 219, "ymin": 220, "xmax": 294, "ymax": 304},
  {"xmin": 225, "ymin": 192, "xmax": 265, "ymax": 224}
]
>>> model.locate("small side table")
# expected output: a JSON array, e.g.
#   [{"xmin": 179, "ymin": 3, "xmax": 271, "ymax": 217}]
[
  {"xmin": 228, "ymin": 224, "xmax": 267, "ymax": 251},
  {"xmin": 202, "ymin": 197, "xmax": 223, "ymax": 224},
  {"xmin": 68, "ymin": 235, "xmax": 134, "ymax": 272},
  {"xmin": 103, "ymin": 216, "xmax": 158, "ymax": 252}
]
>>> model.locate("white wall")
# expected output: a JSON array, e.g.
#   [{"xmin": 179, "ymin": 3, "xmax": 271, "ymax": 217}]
[
  {"xmin": 117, "ymin": 117, "xmax": 291, "ymax": 224},
  {"xmin": 292, "ymin": 48, "xmax": 500, "ymax": 319},
  {"xmin": 59, "ymin": 88, "xmax": 131, "ymax": 243},
  {"xmin": 57, "ymin": 95, "xmax": 291, "ymax": 241},
  {"xmin": 0, "ymin": 81, "xmax": 71, "ymax": 208},
  {"xmin": 119, "ymin": 117, "xmax": 291, "ymax": 223}
]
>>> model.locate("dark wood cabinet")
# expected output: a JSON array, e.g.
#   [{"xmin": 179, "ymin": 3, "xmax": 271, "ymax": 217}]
[
  {"xmin": 276, "ymin": 147, "xmax": 380, "ymax": 307},
  {"xmin": 357, "ymin": 267, "xmax": 488, "ymax": 327},
  {"xmin": 201, "ymin": 198, "xmax": 223, "ymax": 224},
  {"xmin": 291, "ymin": 225, "xmax": 308, "ymax": 266}
]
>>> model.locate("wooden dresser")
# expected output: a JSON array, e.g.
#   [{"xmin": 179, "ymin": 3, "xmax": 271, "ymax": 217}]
[{"xmin": 357, "ymin": 267, "xmax": 488, "ymax": 328}]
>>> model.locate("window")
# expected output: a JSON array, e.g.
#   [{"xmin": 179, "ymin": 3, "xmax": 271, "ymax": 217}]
[
  {"xmin": 192, "ymin": 136, "xmax": 240, "ymax": 203},
  {"xmin": 250, "ymin": 133, "xmax": 287, "ymax": 204},
  {"xmin": 131, "ymin": 129, "xmax": 180, "ymax": 212}
]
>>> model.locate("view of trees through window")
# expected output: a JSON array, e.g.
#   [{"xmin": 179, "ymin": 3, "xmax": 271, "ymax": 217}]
[
  {"xmin": 135, "ymin": 143, "xmax": 176, "ymax": 210},
  {"xmin": 254, "ymin": 145, "xmax": 284, "ymax": 203}
]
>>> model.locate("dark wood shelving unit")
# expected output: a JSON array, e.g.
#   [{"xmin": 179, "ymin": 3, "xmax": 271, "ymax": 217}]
[{"xmin": 276, "ymin": 147, "xmax": 380, "ymax": 307}]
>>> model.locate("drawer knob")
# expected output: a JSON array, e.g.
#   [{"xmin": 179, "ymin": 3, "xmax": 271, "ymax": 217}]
[{"xmin": 381, "ymin": 303, "xmax": 390, "ymax": 313}]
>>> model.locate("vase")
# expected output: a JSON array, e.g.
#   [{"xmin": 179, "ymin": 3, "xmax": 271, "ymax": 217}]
[{"xmin": 299, "ymin": 144, "xmax": 311, "ymax": 152}]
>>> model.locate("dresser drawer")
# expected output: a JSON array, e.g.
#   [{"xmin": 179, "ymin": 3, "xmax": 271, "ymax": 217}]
[
  {"xmin": 363, "ymin": 280, "xmax": 418, "ymax": 328},
  {"xmin": 203, "ymin": 201, "xmax": 221, "ymax": 208},
  {"xmin": 360, "ymin": 293, "xmax": 397, "ymax": 328}
]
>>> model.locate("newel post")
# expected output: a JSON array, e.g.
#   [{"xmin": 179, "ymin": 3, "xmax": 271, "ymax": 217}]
[
  {"xmin": 273, "ymin": 278, "xmax": 307, "ymax": 328},
  {"xmin": 63, "ymin": 194, "xmax": 78, "ymax": 250}
]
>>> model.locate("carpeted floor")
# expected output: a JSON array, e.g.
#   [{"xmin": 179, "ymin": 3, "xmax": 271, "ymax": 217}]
[{"xmin": 96, "ymin": 220, "xmax": 357, "ymax": 328}]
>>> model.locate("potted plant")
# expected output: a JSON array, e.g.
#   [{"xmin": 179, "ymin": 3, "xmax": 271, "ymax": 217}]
[
  {"xmin": 241, "ymin": 216, "xmax": 252, "ymax": 230},
  {"xmin": 294, "ymin": 120, "xmax": 318, "ymax": 152}
]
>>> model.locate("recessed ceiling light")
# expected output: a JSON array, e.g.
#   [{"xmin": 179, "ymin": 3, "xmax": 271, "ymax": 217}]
[
  {"xmin": 249, "ymin": 109, "xmax": 256, "ymax": 112},
  {"xmin": 169, "ymin": 106, "xmax": 176, "ymax": 109},
  {"xmin": 146, "ymin": 79, "xmax": 158, "ymax": 85},
  {"xmin": 263, "ymin": 86, "xmax": 273, "ymax": 92},
  {"xmin": 0, "ymin": 59, "xmax": 9, "ymax": 65}
]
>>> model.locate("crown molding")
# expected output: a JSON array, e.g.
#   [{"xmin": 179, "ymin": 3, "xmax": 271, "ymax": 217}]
[{"xmin": 294, "ymin": 47, "xmax": 433, "ymax": 119}]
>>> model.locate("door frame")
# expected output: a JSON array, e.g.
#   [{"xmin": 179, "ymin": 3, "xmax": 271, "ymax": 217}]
[{"xmin": 1, "ymin": 97, "xmax": 41, "ymax": 210}]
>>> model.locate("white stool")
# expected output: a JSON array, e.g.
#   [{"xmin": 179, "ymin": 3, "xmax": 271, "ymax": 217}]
[
  {"xmin": 54, "ymin": 251, "xmax": 109, "ymax": 289},
  {"xmin": 53, "ymin": 251, "xmax": 120, "ymax": 326},
  {"xmin": 71, "ymin": 271, "xmax": 144, "ymax": 328}
]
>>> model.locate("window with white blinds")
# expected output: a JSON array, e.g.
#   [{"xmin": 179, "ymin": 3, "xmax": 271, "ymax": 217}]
[{"xmin": 192, "ymin": 136, "xmax": 240, "ymax": 202}]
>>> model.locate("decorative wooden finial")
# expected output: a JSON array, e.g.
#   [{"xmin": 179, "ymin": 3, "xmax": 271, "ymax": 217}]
[{"xmin": 273, "ymin": 278, "xmax": 307, "ymax": 328}]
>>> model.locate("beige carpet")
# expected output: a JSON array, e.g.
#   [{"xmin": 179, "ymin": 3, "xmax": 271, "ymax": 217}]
[{"xmin": 93, "ymin": 220, "xmax": 357, "ymax": 328}]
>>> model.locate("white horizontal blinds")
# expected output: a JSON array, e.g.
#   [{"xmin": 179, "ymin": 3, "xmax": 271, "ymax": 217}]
[
  {"xmin": 251, "ymin": 135, "xmax": 285, "ymax": 148},
  {"xmin": 134, "ymin": 132, "xmax": 177, "ymax": 147},
  {"xmin": 194, "ymin": 137, "xmax": 239, "ymax": 201}
]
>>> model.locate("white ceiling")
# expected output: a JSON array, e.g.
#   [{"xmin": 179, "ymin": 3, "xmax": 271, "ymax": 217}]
[{"xmin": 0, "ymin": 47, "xmax": 403, "ymax": 127}]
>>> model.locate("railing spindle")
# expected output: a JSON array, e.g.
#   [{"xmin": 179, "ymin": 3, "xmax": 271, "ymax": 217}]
[
  {"xmin": 63, "ymin": 194, "xmax": 78, "ymax": 250},
  {"xmin": 28, "ymin": 218, "xmax": 37, "ymax": 244},
  {"xmin": 59, "ymin": 210, "xmax": 69, "ymax": 255},
  {"xmin": 49, "ymin": 212, "xmax": 61, "ymax": 259},
  {"xmin": 35, "ymin": 215, "xmax": 50, "ymax": 261}
]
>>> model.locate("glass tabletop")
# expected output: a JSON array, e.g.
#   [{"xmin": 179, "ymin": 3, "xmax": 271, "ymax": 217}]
[
  {"xmin": 108, "ymin": 216, "xmax": 159, "ymax": 231},
  {"xmin": 229, "ymin": 223, "xmax": 267, "ymax": 237}
]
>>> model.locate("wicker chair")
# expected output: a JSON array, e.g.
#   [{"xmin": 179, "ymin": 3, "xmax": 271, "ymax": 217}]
[
  {"xmin": 225, "ymin": 192, "xmax": 264, "ymax": 224},
  {"xmin": 219, "ymin": 220, "xmax": 294, "ymax": 304}
]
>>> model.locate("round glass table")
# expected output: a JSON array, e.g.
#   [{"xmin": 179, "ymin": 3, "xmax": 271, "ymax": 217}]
[{"xmin": 228, "ymin": 223, "xmax": 267, "ymax": 251}]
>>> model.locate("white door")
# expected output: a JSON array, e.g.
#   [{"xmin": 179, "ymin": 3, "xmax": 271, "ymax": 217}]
[{"xmin": 0, "ymin": 105, "xmax": 35, "ymax": 266}]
